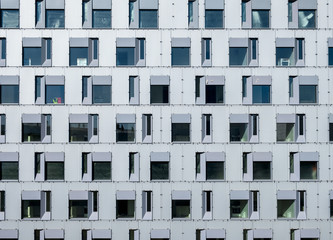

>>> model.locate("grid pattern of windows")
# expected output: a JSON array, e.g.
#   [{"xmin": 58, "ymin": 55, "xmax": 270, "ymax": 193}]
[{"xmin": 0, "ymin": 0, "xmax": 330, "ymax": 239}]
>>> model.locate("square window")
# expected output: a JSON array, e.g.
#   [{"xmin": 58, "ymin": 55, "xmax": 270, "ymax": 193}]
[
  {"xmin": 46, "ymin": 10, "xmax": 64, "ymax": 28},
  {"xmin": 298, "ymin": 10, "xmax": 315, "ymax": 29},
  {"xmin": 93, "ymin": 162, "xmax": 111, "ymax": 180},
  {"xmin": 69, "ymin": 123, "xmax": 88, "ymax": 142},
  {"xmin": 82, "ymin": 0, "xmax": 112, "ymax": 28},
  {"xmin": 69, "ymin": 38, "xmax": 98, "ymax": 67},
  {"xmin": 1, "ymin": 85, "xmax": 19, "ymax": 104},
  {"xmin": 230, "ymin": 200, "xmax": 248, "ymax": 218},
  {"xmin": 82, "ymin": 76, "xmax": 112, "ymax": 105},
  {"xmin": 276, "ymin": 47, "xmax": 295, "ymax": 66},
  {"xmin": 22, "ymin": 200, "xmax": 40, "ymax": 218},
  {"xmin": 230, "ymin": 123, "xmax": 248, "ymax": 142},
  {"xmin": 69, "ymin": 200, "xmax": 88, "ymax": 218},
  {"xmin": 276, "ymin": 123, "xmax": 294, "ymax": 142},
  {"xmin": 171, "ymin": 47, "xmax": 190, "ymax": 66},
  {"xmin": 205, "ymin": 10, "xmax": 223, "ymax": 28},
  {"xmin": 150, "ymin": 85, "xmax": 169, "ymax": 104},
  {"xmin": 206, "ymin": 162, "xmax": 224, "ymax": 180},
  {"xmin": 116, "ymin": 47, "xmax": 135, "ymax": 66},
  {"xmin": 139, "ymin": 10, "xmax": 158, "ymax": 28},
  {"xmin": 277, "ymin": 200, "xmax": 295, "ymax": 218},
  {"xmin": 0, "ymin": 161, "xmax": 18, "ymax": 180},
  {"xmin": 253, "ymin": 162, "xmax": 271, "ymax": 180},
  {"xmin": 276, "ymin": 38, "xmax": 304, "ymax": 67},
  {"xmin": 116, "ymin": 123, "xmax": 135, "ymax": 142},
  {"xmin": 93, "ymin": 10, "xmax": 111, "ymax": 28},
  {"xmin": 1, "ymin": 9, "xmax": 19, "ymax": 28},
  {"xmin": 22, "ymin": 114, "xmax": 51, "ymax": 143},
  {"xmin": 69, "ymin": 114, "xmax": 98, "ymax": 143},
  {"xmin": 299, "ymin": 85, "xmax": 316, "ymax": 104},
  {"xmin": 252, "ymin": 10, "xmax": 269, "ymax": 28},
  {"xmin": 300, "ymin": 161, "xmax": 317, "ymax": 180},
  {"xmin": 150, "ymin": 162, "xmax": 169, "ymax": 180},
  {"xmin": 229, "ymin": 47, "xmax": 247, "ymax": 66},
  {"xmin": 23, "ymin": 38, "xmax": 52, "ymax": 66},
  {"xmin": 70, "ymin": 47, "xmax": 88, "ymax": 66},
  {"xmin": 206, "ymin": 85, "xmax": 224, "ymax": 104},
  {"xmin": 92, "ymin": 85, "xmax": 111, "ymax": 104},
  {"xmin": 21, "ymin": 191, "xmax": 51, "ymax": 220},
  {"xmin": 172, "ymin": 123, "xmax": 190, "ymax": 142},
  {"xmin": 116, "ymin": 200, "xmax": 135, "ymax": 219},
  {"xmin": 36, "ymin": 0, "xmax": 65, "ymax": 28},
  {"xmin": 23, "ymin": 47, "xmax": 42, "ymax": 66},
  {"xmin": 229, "ymin": 38, "xmax": 258, "ymax": 66},
  {"xmin": 116, "ymin": 38, "xmax": 145, "ymax": 66},
  {"xmin": 45, "ymin": 85, "xmax": 64, "ymax": 104},
  {"xmin": 172, "ymin": 200, "xmax": 190, "ymax": 219},
  {"xmin": 45, "ymin": 162, "xmax": 64, "ymax": 180},
  {"xmin": 252, "ymin": 85, "xmax": 270, "ymax": 104}
]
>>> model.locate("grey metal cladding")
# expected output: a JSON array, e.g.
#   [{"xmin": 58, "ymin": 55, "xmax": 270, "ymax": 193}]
[
  {"xmin": 69, "ymin": 114, "xmax": 89, "ymax": 123},
  {"xmin": 150, "ymin": 229, "xmax": 170, "ymax": 239},
  {"xmin": 276, "ymin": 38, "xmax": 295, "ymax": 47},
  {"xmin": 252, "ymin": 76, "xmax": 272, "ymax": 85},
  {"xmin": 140, "ymin": 0, "xmax": 158, "ymax": 9},
  {"xmin": 0, "ymin": 0, "xmax": 19, "ymax": 9},
  {"xmin": 116, "ymin": 190, "xmax": 136, "ymax": 200},
  {"xmin": 92, "ymin": 230, "xmax": 112, "ymax": 239},
  {"xmin": 150, "ymin": 75, "xmax": 170, "ymax": 85},
  {"xmin": 172, "ymin": 190, "xmax": 191, "ymax": 200},
  {"xmin": 171, "ymin": 114, "xmax": 191, "ymax": 123},
  {"xmin": 44, "ymin": 152, "xmax": 65, "ymax": 162},
  {"xmin": 205, "ymin": 0, "xmax": 224, "ymax": 10},
  {"xmin": 298, "ymin": 75, "xmax": 318, "ymax": 85},
  {"xmin": 206, "ymin": 230, "xmax": 225, "ymax": 239},
  {"xmin": 45, "ymin": 76, "xmax": 65, "ymax": 85},
  {"xmin": 328, "ymin": 38, "xmax": 333, "ymax": 47},
  {"xmin": 44, "ymin": 230, "xmax": 64, "ymax": 239},
  {"xmin": 277, "ymin": 190, "xmax": 296, "ymax": 199},
  {"xmin": 0, "ymin": 230, "xmax": 18, "ymax": 239},
  {"xmin": 69, "ymin": 38, "xmax": 89, "ymax": 47},
  {"xmin": 92, "ymin": 76, "xmax": 112, "ymax": 85},
  {"xmin": 0, "ymin": 152, "xmax": 18, "ymax": 161},
  {"xmin": 230, "ymin": 190, "xmax": 249, "ymax": 200},
  {"xmin": 251, "ymin": 0, "xmax": 271, "ymax": 10},
  {"xmin": 229, "ymin": 114, "xmax": 249, "ymax": 123},
  {"xmin": 23, "ymin": 38, "xmax": 42, "ymax": 47},
  {"xmin": 46, "ymin": 0, "xmax": 65, "ymax": 9},
  {"xmin": 298, "ymin": 0, "xmax": 317, "ymax": 10},
  {"xmin": 22, "ymin": 114, "xmax": 42, "ymax": 123},
  {"xmin": 206, "ymin": 76, "xmax": 225, "ymax": 85},
  {"xmin": 116, "ymin": 38, "xmax": 136, "ymax": 47},
  {"xmin": 276, "ymin": 114, "xmax": 295, "ymax": 123},
  {"xmin": 0, "ymin": 76, "xmax": 19, "ymax": 85},
  {"xmin": 150, "ymin": 152, "xmax": 170, "ymax": 162},
  {"xmin": 93, "ymin": 0, "xmax": 112, "ymax": 9},
  {"xmin": 116, "ymin": 114, "xmax": 136, "ymax": 123},
  {"xmin": 205, "ymin": 152, "xmax": 225, "ymax": 162},
  {"xmin": 229, "ymin": 38, "xmax": 248, "ymax": 47},
  {"xmin": 171, "ymin": 38, "xmax": 191, "ymax": 47}
]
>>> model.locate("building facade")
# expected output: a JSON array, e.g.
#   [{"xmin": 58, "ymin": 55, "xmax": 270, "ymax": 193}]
[{"xmin": 0, "ymin": 0, "xmax": 332, "ymax": 239}]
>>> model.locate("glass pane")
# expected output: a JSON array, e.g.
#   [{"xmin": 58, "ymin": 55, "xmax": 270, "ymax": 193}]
[
  {"xmin": 129, "ymin": 77, "xmax": 135, "ymax": 99},
  {"xmin": 69, "ymin": 47, "xmax": 88, "ymax": 66},
  {"xmin": 288, "ymin": 2, "xmax": 292, "ymax": 22},
  {"xmin": 251, "ymin": 39, "xmax": 257, "ymax": 59},
  {"xmin": 277, "ymin": 200, "xmax": 295, "ymax": 218},
  {"xmin": 171, "ymin": 47, "xmax": 190, "ymax": 66},
  {"xmin": 35, "ymin": 77, "xmax": 41, "ymax": 100},
  {"xmin": 1, "ymin": 39, "xmax": 5, "ymax": 59},
  {"xmin": 116, "ymin": 47, "xmax": 135, "ymax": 66},
  {"xmin": 298, "ymin": 10, "xmax": 315, "ymax": 28},
  {"xmin": 172, "ymin": 123, "xmax": 190, "ymax": 142},
  {"xmin": 230, "ymin": 200, "xmax": 248, "ymax": 218},
  {"xmin": 329, "ymin": 48, "xmax": 333, "ymax": 66},
  {"xmin": 277, "ymin": 123, "xmax": 294, "ymax": 142},
  {"xmin": 330, "ymin": 123, "xmax": 333, "ymax": 141},
  {"xmin": 300, "ymin": 161, "xmax": 317, "ymax": 180},
  {"xmin": 22, "ymin": 200, "xmax": 40, "ymax": 218},
  {"xmin": 139, "ymin": 10, "xmax": 158, "ymax": 28},
  {"xmin": 46, "ymin": 85, "xmax": 64, "ymax": 104},
  {"xmin": 289, "ymin": 77, "xmax": 294, "ymax": 97},
  {"xmin": 230, "ymin": 123, "xmax": 248, "ymax": 142},
  {"xmin": 23, "ymin": 47, "xmax": 42, "ymax": 66},
  {"xmin": 116, "ymin": 123, "xmax": 135, "ymax": 142},
  {"xmin": 229, "ymin": 47, "xmax": 248, "ymax": 66},
  {"xmin": 116, "ymin": 200, "xmax": 135, "ymax": 218},
  {"xmin": 93, "ymin": 162, "xmax": 111, "ymax": 180},
  {"xmin": 188, "ymin": 1, "xmax": 193, "ymax": 23},
  {"xmin": 205, "ymin": 39, "xmax": 210, "ymax": 60},
  {"xmin": 36, "ymin": 0, "xmax": 42, "ymax": 23},
  {"xmin": 69, "ymin": 123, "xmax": 88, "ymax": 142},
  {"xmin": 253, "ymin": 162, "xmax": 271, "ymax": 180},
  {"xmin": 150, "ymin": 85, "xmax": 169, "ymax": 104},
  {"xmin": 1, "ymin": 85, "xmax": 19, "ymax": 104},
  {"xmin": 206, "ymin": 162, "xmax": 224, "ymax": 180},
  {"xmin": 92, "ymin": 85, "xmax": 111, "ymax": 104},
  {"xmin": 82, "ymin": 0, "xmax": 89, "ymax": 24},
  {"xmin": 252, "ymin": 10, "xmax": 269, "ymax": 28},
  {"xmin": 139, "ymin": 39, "xmax": 144, "ymax": 60},
  {"xmin": 129, "ymin": 1, "xmax": 135, "ymax": 24},
  {"xmin": 206, "ymin": 85, "xmax": 224, "ymax": 104},
  {"xmin": 46, "ymin": 10, "xmax": 64, "ymax": 28},
  {"xmin": 1, "ymin": 10, "xmax": 19, "ymax": 28},
  {"xmin": 172, "ymin": 200, "xmax": 190, "ymax": 218},
  {"xmin": 45, "ymin": 162, "xmax": 64, "ymax": 180},
  {"xmin": 205, "ymin": 10, "xmax": 223, "ymax": 28},
  {"xmin": 0, "ymin": 162, "xmax": 18, "ymax": 180},
  {"xmin": 151, "ymin": 162, "xmax": 169, "ymax": 180},
  {"xmin": 252, "ymin": 85, "xmax": 270, "ymax": 104},
  {"xmin": 0, "ymin": 192, "xmax": 4, "ymax": 211},
  {"xmin": 22, "ymin": 123, "xmax": 41, "ymax": 142},
  {"xmin": 93, "ymin": 10, "xmax": 111, "ymax": 28},
  {"xmin": 299, "ymin": 85, "xmax": 316, "ymax": 103},
  {"xmin": 276, "ymin": 47, "xmax": 295, "ymax": 66},
  {"xmin": 331, "ymin": 200, "xmax": 333, "ymax": 218},
  {"xmin": 1, "ymin": 115, "xmax": 5, "ymax": 135},
  {"xmin": 69, "ymin": 200, "xmax": 88, "ymax": 218},
  {"xmin": 82, "ymin": 76, "xmax": 88, "ymax": 99}
]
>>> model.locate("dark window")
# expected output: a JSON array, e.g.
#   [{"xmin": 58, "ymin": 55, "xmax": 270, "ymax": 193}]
[
  {"xmin": 230, "ymin": 123, "xmax": 248, "ymax": 142},
  {"xmin": 205, "ymin": 10, "xmax": 223, "ymax": 28},
  {"xmin": 150, "ymin": 162, "xmax": 169, "ymax": 180},
  {"xmin": 92, "ymin": 85, "xmax": 111, "ymax": 104},
  {"xmin": 276, "ymin": 47, "xmax": 295, "ymax": 66},
  {"xmin": 139, "ymin": 10, "xmax": 158, "ymax": 28},
  {"xmin": 330, "ymin": 123, "xmax": 333, "ymax": 142},
  {"xmin": 229, "ymin": 47, "xmax": 247, "ymax": 66},
  {"xmin": 0, "ymin": 162, "xmax": 18, "ymax": 180},
  {"xmin": 252, "ymin": 85, "xmax": 270, "ymax": 104},
  {"xmin": 22, "ymin": 123, "xmax": 41, "ymax": 142},
  {"xmin": 69, "ymin": 200, "xmax": 88, "ymax": 218},
  {"xmin": 93, "ymin": 162, "xmax": 111, "ymax": 180},
  {"xmin": 116, "ymin": 123, "xmax": 135, "ymax": 142},
  {"xmin": 70, "ymin": 47, "xmax": 88, "ymax": 66},
  {"xmin": 45, "ymin": 162, "xmax": 64, "ymax": 180},
  {"xmin": 300, "ymin": 161, "xmax": 317, "ymax": 180},
  {"xmin": 171, "ymin": 47, "xmax": 190, "ymax": 66},
  {"xmin": 230, "ymin": 200, "xmax": 248, "ymax": 218},
  {"xmin": 172, "ymin": 123, "xmax": 190, "ymax": 142},
  {"xmin": 69, "ymin": 123, "xmax": 88, "ymax": 142},
  {"xmin": 1, "ymin": 85, "xmax": 19, "ymax": 104},
  {"xmin": 329, "ymin": 47, "xmax": 333, "ymax": 66},
  {"xmin": 150, "ymin": 85, "xmax": 169, "ymax": 104},
  {"xmin": 116, "ymin": 47, "xmax": 135, "ymax": 66},
  {"xmin": 253, "ymin": 162, "xmax": 271, "ymax": 180},
  {"xmin": 277, "ymin": 200, "xmax": 295, "ymax": 218},
  {"xmin": 46, "ymin": 10, "xmax": 64, "ymax": 28},
  {"xmin": 276, "ymin": 123, "xmax": 294, "ymax": 142},
  {"xmin": 46, "ymin": 85, "xmax": 64, "ymax": 104},
  {"xmin": 23, "ymin": 47, "xmax": 42, "ymax": 66},
  {"xmin": 299, "ymin": 85, "xmax": 317, "ymax": 104},
  {"xmin": 116, "ymin": 200, "xmax": 135, "ymax": 218},
  {"xmin": 252, "ymin": 10, "xmax": 269, "ymax": 28},
  {"xmin": 93, "ymin": 10, "xmax": 111, "ymax": 28},
  {"xmin": 172, "ymin": 200, "xmax": 190, "ymax": 218},
  {"xmin": 206, "ymin": 85, "xmax": 223, "ymax": 104},
  {"xmin": 206, "ymin": 162, "xmax": 224, "ymax": 180},
  {"xmin": 22, "ymin": 200, "xmax": 40, "ymax": 218}
]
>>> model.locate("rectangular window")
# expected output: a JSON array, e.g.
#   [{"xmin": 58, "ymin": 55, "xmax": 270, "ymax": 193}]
[
  {"xmin": 329, "ymin": 46, "xmax": 333, "ymax": 66},
  {"xmin": 0, "ymin": 76, "xmax": 19, "ymax": 104},
  {"xmin": 196, "ymin": 152, "xmax": 225, "ymax": 181},
  {"xmin": 230, "ymin": 114, "xmax": 258, "ymax": 143},
  {"xmin": 129, "ymin": 152, "xmax": 139, "ymax": 181},
  {"xmin": 298, "ymin": 10, "xmax": 315, "ymax": 29},
  {"xmin": 116, "ymin": 38, "xmax": 146, "ymax": 66},
  {"xmin": 22, "ymin": 114, "xmax": 51, "ymax": 143},
  {"xmin": 69, "ymin": 38, "xmax": 98, "ymax": 66},
  {"xmin": 69, "ymin": 199, "xmax": 88, "ymax": 218},
  {"xmin": 116, "ymin": 114, "xmax": 136, "ymax": 142},
  {"xmin": 205, "ymin": 0, "xmax": 224, "ymax": 28},
  {"xmin": 276, "ymin": 114, "xmax": 305, "ymax": 143},
  {"xmin": 188, "ymin": 0, "xmax": 198, "ymax": 28},
  {"xmin": 36, "ymin": 0, "xmax": 65, "ymax": 28},
  {"xmin": 252, "ymin": 10, "xmax": 269, "ymax": 28},
  {"xmin": 83, "ymin": 0, "xmax": 112, "ymax": 28},
  {"xmin": 142, "ymin": 114, "xmax": 152, "ymax": 143},
  {"xmin": 0, "ymin": 0, "xmax": 19, "ymax": 29},
  {"xmin": 150, "ymin": 76, "xmax": 169, "ymax": 104},
  {"xmin": 139, "ymin": 10, "xmax": 158, "ymax": 28},
  {"xmin": 82, "ymin": 152, "xmax": 112, "ymax": 181},
  {"xmin": 230, "ymin": 190, "xmax": 259, "ymax": 219},
  {"xmin": 116, "ymin": 191, "xmax": 135, "ymax": 219},
  {"xmin": 290, "ymin": 152, "xmax": 318, "ymax": 181},
  {"xmin": 69, "ymin": 114, "xmax": 98, "ymax": 143},
  {"xmin": 171, "ymin": 38, "xmax": 191, "ymax": 66},
  {"xmin": 243, "ymin": 76, "xmax": 271, "ymax": 105},
  {"xmin": 150, "ymin": 152, "xmax": 169, "ymax": 181},
  {"xmin": 276, "ymin": 38, "xmax": 304, "ymax": 66},
  {"xmin": 69, "ymin": 191, "xmax": 98, "ymax": 220},
  {"xmin": 142, "ymin": 190, "xmax": 152, "ymax": 220},
  {"xmin": 229, "ymin": 38, "xmax": 258, "ymax": 66},
  {"xmin": 242, "ymin": 0, "xmax": 270, "ymax": 29},
  {"xmin": 0, "ymin": 115, "xmax": 5, "ymax": 143},
  {"xmin": 277, "ymin": 190, "xmax": 306, "ymax": 219},
  {"xmin": 288, "ymin": 75, "xmax": 318, "ymax": 104},
  {"xmin": 243, "ymin": 152, "xmax": 272, "ymax": 181},
  {"xmin": 82, "ymin": 76, "xmax": 112, "ymax": 104},
  {"xmin": 171, "ymin": 114, "xmax": 191, "ymax": 142},
  {"xmin": 172, "ymin": 191, "xmax": 191, "ymax": 219},
  {"xmin": 22, "ymin": 38, "xmax": 52, "ymax": 66},
  {"xmin": 129, "ymin": 76, "xmax": 140, "ymax": 104},
  {"xmin": 0, "ymin": 191, "xmax": 4, "ymax": 215},
  {"xmin": 202, "ymin": 114, "xmax": 212, "ymax": 143},
  {"xmin": 0, "ymin": 38, "xmax": 6, "ymax": 66},
  {"xmin": 129, "ymin": 0, "xmax": 158, "ymax": 29},
  {"xmin": 35, "ymin": 76, "xmax": 65, "ymax": 104},
  {"xmin": 21, "ymin": 191, "xmax": 51, "ymax": 220}
]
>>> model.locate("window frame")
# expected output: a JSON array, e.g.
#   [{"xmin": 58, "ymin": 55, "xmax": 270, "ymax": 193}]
[
  {"xmin": 116, "ymin": 38, "xmax": 146, "ymax": 67},
  {"xmin": 34, "ymin": 152, "xmax": 64, "ymax": 182},
  {"xmin": 69, "ymin": 38, "xmax": 99, "ymax": 67},
  {"xmin": 229, "ymin": 114, "xmax": 259, "ymax": 143},
  {"xmin": 171, "ymin": 38, "xmax": 191, "ymax": 67},
  {"xmin": 150, "ymin": 152, "xmax": 169, "ymax": 181},
  {"xmin": 22, "ymin": 114, "xmax": 51, "ymax": 143},
  {"xmin": 82, "ymin": 0, "xmax": 112, "ymax": 28},
  {"xmin": 116, "ymin": 114, "xmax": 136, "ymax": 143},
  {"xmin": 276, "ymin": 114, "xmax": 305, "ymax": 143},
  {"xmin": 243, "ymin": 152, "xmax": 272, "ymax": 181},
  {"xmin": 129, "ymin": 0, "xmax": 158, "ymax": 29},
  {"xmin": 35, "ymin": 0, "xmax": 65, "ymax": 29},
  {"xmin": 171, "ymin": 114, "xmax": 191, "ymax": 143},
  {"xmin": 289, "ymin": 152, "xmax": 319, "ymax": 181},
  {"xmin": 289, "ymin": 76, "xmax": 318, "ymax": 104},
  {"xmin": 196, "ymin": 152, "xmax": 225, "ymax": 181},
  {"xmin": 230, "ymin": 190, "xmax": 259, "ymax": 220},
  {"xmin": 276, "ymin": 38, "xmax": 305, "ymax": 67},
  {"xmin": 288, "ymin": 0, "xmax": 317, "ymax": 29},
  {"xmin": 277, "ymin": 190, "xmax": 306, "ymax": 220},
  {"xmin": 171, "ymin": 190, "xmax": 191, "ymax": 220},
  {"xmin": 69, "ymin": 114, "xmax": 98, "ymax": 143},
  {"xmin": 229, "ymin": 38, "xmax": 258, "ymax": 67},
  {"xmin": 81, "ymin": 152, "xmax": 112, "ymax": 182},
  {"xmin": 242, "ymin": 0, "xmax": 270, "ymax": 29},
  {"xmin": 116, "ymin": 190, "xmax": 136, "ymax": 220},
  {"xmin": 242, "ymin": 76, "xmax": 271, "ymax": 105},
  {"xmin": 22, "ymin": 38, "xmax": 52, "ymax": 67},
  {"xmin": 21, "ymin": 191, "xmax": 51, "ymax": 220},
  {"xmin": 35, "ymin": 76, "xmax": 65, "ymax": 105},
  {"xmin": 150, "ymin": 75, "xmax": 170, "ymax": 105},
  {"xmin": 0, "ymin": 0, "xmax": 19, "ymax": 29},
  {"xmin": 82, "ymin": 76, "xmax": 112, "ymax": 105},
  {"xmin": 69, "ymin": 191, "xmax": 98, "ymax": 220},
  {"xmin": 196, "ymin": 76, "xmax": 225, "ymax": 105}
]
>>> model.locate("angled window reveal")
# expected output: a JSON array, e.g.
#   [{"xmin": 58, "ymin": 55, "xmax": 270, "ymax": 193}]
[
  {"xmin": 230, "ymin": 190, "xmax": 259, "ymax": 220},
  {"xmin": 242, "ymin": 0, "xmax": 270, "ymax": 29},
  {"xmin": 229, "ymin": 38, "xmax": 258, "ymax": 66},
  {"xmin": 21, "ymin": 191, "xmax": 51, "ymax": 220},
  {"xmin": 35, "ymin": 152, "xmax": 64, "ymax": 181},
  {"xmin": 35, "ymin": 76, "xmax": 65, "ymax": 104},
  {"xmin": 22, "ymin": 114, "xmax": 51, "ymax": 143},
  {"xmin": 276, "ymin": 114, "xmax": 305, "ymax": 143},
  {"xmin": 36, "ymin": 0, "xmax": 65, "ymax": 28},
  {"xmin": 230, "ymin": 114, "xmax": 259, "ymax": 143},
  {"xmin": 82, "ymin": 0, "xmax": 112, "ymax": 28},
  {"xmin": 277, "ymin": 190, "xmax": 306, "ymax": 219},
  {"xmin": 22, "ymin": 38, "xmax": 52, "ymax": 66},
  {"xmin": 69, "ymin": 38, "xmax": 99, "ymax": 67},
  {"xmin": 82, "ymin": 152, "xmax": 111, "ymax": 181},
  {"xmin": 288, "ymin": 0, "xmax": 316, "ymax": 29},
  {"xmin": 276, "ymin": 38, "xmax": 304, "ymax": 67},
  {"xmin": 69, "ymin": 191, "xmax": 98, "ymax": 220},
  {"xmin": 242, "ymin": 76, "xmax": 271, "ymax": 104},
  {"xmin": 69, "ymin": 114, "xmax": 98, "ymax": 143},
  {"xmin": 116, "ymin": 38, "xmax": 145, "ymax": 66},
  {"xmin": 82, "ymin": 76, "xmax": 112, "ymax": 104},
  {"xmin": 129, "ymin": 0, "xmax": 158, "ymax": 29},
  {"xmin": 289, "ymin": 76, "xmax": 318, "ymax": 104},
  {"xmin": 196, "ymin": 76, "xmax": 224, "ymax": 105},
  {"xmin": 243, "ymin": 152, "xmax": 272, "ymax": 181},
  {"xmin": 196, "ymin": 152, "xmax": 225, "ymax": 181}
]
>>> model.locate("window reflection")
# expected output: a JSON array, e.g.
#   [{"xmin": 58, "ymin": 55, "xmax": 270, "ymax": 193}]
[
  {"xmin": 139, "ymin": 10, "xmax": 158, "ymax": 28},
  {"xmin": 298, "ymin": 10, "xmax": 315, "ymax": 28},
  {"xmin": 46, "ymin": 10, "xmax": 64, "ymax": 28},
  {"xmin": 252, "ymin": 10, "xmax": 269, "ymax": 28},
  {"xmin": 116, "ymin": 47, "xmax": 135, "ymax": 66},
  {"xmin": 92, "ymin": 85, "xmax": 111, "ymax": 104},
  {"xmin": 46, "ymin": 85, "xmax": 64, "ymax": 104},
  {"xmin": 151, "ymin": 162, "xmax": 169, "ymax": 180},
  {"xmin": 1, "ymin": 85, "xmax": 19, "ymax": 104},
  {"xmin": 205, "ymin": 10, "xmax": 223, "ymax": 28},
  {"xmin": 229, "ymin": 47, "xmax": 247, "ymax": 66},
  {"xmin": 116, "ymin": 123, "xmax": 135, "ymax": 142},
  {"xmin": 93, "ymin": 10, "xmax": 111, "ymax": 28},
  {"xmin": 1, "ymin": 10, "xmax": 19, "ymax": 28},
  {"xmin": 69, "ymin": 47, "xmax": 88, "ymax": 66},
  {"xmin": 69, "ymin": 123, "xmax": 88, "ymax": 142}
]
